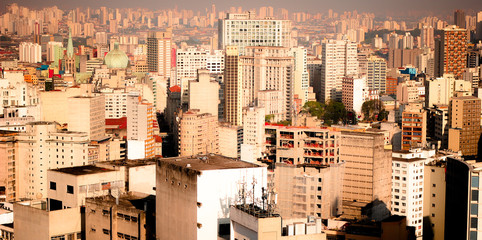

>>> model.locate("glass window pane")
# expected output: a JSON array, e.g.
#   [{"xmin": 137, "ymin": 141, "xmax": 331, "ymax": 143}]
[
  {"xmin": 471, "ymin": 218, "xmax": 478, "ymax": 229},
  {"xmin": 472, "ymin": 176, "xmax": 479, "ymax": 188},
  {"xmin": 471, "ymin": 204, "xmax": 478, "ymax": 215},
  {"xmin": 473, "ymin": 190, "xmax": 479, "ymax": 202},
  {"xmin": 471, "ymin": 231, "xmax": 477, "ymax": 240}
]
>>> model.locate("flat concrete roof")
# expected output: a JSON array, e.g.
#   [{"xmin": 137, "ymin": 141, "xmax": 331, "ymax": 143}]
[
  {"xmin": 50, "ymin": 165, "xmax": 114, "ymax": 176},
  {"xmin": 392, "ymin": 157, "xmax": 426, "ymax": 162},
  {"xmin": 158, "ymin": 154, "xmax": 261, "ymax": 172}
]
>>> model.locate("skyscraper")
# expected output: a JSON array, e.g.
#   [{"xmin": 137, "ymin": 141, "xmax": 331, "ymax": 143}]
[
  {"xmin": 218, "ymin": 12, "xmax": 291, "ymax": 55},
  {"xmin": 240, "ymin": 46, "xmax": 293, "ymax": 120},
  {"xmin": 319, "ymin": 39, "xmax": 358, "ymax": 102},
  {"xmin": 224, "ymin": 46, "xmax": 242, "ymax": 126},
  {"xmin": 476, "ymin": 11, "xmax": 482, "ymax": 41},
  {"xmin": 454, "ymin": 9, "xmax": 466, "ymax": 29},
  {"xmin": 367, "ymin": 55, "xmax": 387, "ymax": 93},
  {"xmin": 421, "ymin": 25, "xmax": 434, "ymax": 49},
  {"xmin": 147, "ymin": 31, "xmax": 172, "ymax": 79},
  {"xmin": 448, "ymin": 96, "xmax": 482, "ymax": 157},
  {"xmin": 434, "ymin": 25, "xmax": 468, "ymax": 79}
]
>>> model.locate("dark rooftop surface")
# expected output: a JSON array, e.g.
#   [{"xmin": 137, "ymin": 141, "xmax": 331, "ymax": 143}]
[
  {"xmin": 50, "ymin": 165, "xmax": 114, "ymax": 175},
  {"xmin": 159, "ymin": 154, "xmax": 261, "ymax": 171},
  {"xmin": 96, "ymin": 159, "xmax": 157, "ymax": 168},
  {"xmin": 392, "ymin": 157, "xmax": 426, "ymax": 162}
]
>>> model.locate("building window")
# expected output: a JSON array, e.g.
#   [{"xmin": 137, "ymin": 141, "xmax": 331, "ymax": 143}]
[
  {"xmin": 67, "ymin": 185, "xmax": 74, "ymax": 194},
  {"xmin": 471, "ymin": 231, "xmax": 477, "ymax": 240},
  {"xmin": 50, "ymin": 182, "xmax": 56, "ymax": 190},
  {"xmin": 471, "ymin": 204, "xmax": 478, "ymax": 215},
  {"xmin": 472, "ymin": 176, "xmax": 479, "ymax": 188},
  {"xmin": 103, "ymin": 229, "xmax": 110, "ymax": 235},
  {"xmin": 471, "ymin": 218, "xmax": 478, "ymax": 229},
  {"xmin": 472, "ymin": 190, "xmax": 479, "ymax": 202}
]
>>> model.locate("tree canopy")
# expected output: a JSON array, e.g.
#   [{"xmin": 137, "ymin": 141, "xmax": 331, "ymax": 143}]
[
  {"xmin": 303, "ymin": 101, "xmax": 347, "ymax": 126},
  {"xmin": 361, "ymin": 99, "xmax": 388, "ymax": 122}
]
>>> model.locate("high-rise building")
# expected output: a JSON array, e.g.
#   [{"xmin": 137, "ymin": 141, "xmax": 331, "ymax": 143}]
[
  {"xmin": 367, "ymin": 55, "xmax": 387, "ymax": 93},
  {"xmin": 421, "ymin": 26, "xmax": 434, "ymax": 49},
  {"xmin": 224, "ymin": 46, "xmax": 242, "ymax": 126},
  {"xmin": 240, "ymin": 46, "xmax": 293, "ymax": 120},
  {"xmin": 445, "ymin": 157, "xmax": 482, "ymax": 239},
  {"xmin": 401, "ymin": 103, "xmax": 427, "ymax": 150},
  {"xmin": 476, "ymin": 11, "xmax": 482, "ymax": 41},
  {"xmin": 454, "ymin": 9, "xmax": 466, "ymax": 29},
  {"xmin": 19, "ymin": 42, "xmax": 41, "ymax": 63},
  {"xmin": 391, "ymin": 152, "xmax": 426, "ymax": 238},
  {"xmin": 290, "ymin": 47, "xmax": 310, "ymax": 108},
  {"xmin": 424, "ymin": 74, "xmax": 471, "ymax": 108},
  {"xmin": 423, "ymin": 160, "xmax": 446, "ymax": 240},
  {"xmin": 342, "ymin": 76, "xmax": 367, "ymax": 114},
  {"xmin": 126, "ymin": 94, "xmax": 156, "ymax": 160},
  {"xmin": 240, "ymin": 107, "xmax": 265, "ymax": 162},
  {"xmin": 218, "ymin": 12, "xmax": 291, "ymax": 54},
  {"xmin": 273, "ymin": 163, "xmax": 344, "ymax": 219},
  {"xmin": 434, "ymin": 25, "xmax": 468, "ymax": 79},
  {"xmin": 147, "ymin": 31, "xmax": 172, "ymax": 78},
  {"xmin": 448, "ymin": 96, "xmax": 482, "ymax": 157},
  {"xmin": 178, "ymin": 109, "xmax": 219, "ymax": 156},
  {"xmin": 340, "ymin": 131, "xmax": 392, "ymax": 219},
  {"xmin": 188, "ymin": 69, "xmax": 220, "ymax": 117},
  {"xmin": 67, "ymin": 95, "xmax": 106, "ymax": 141},
  {"xmin": 176, "ymin": 47, "xmax": 224, "ymax": 88},
  {"xmin": 319, "ymin": 39, "xmax": 358, "ymax": 102}
]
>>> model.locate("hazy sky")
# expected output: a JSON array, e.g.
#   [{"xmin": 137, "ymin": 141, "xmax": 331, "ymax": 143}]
[{"xmin": 1, "ymin": 0, "xmax": 481, "ymax": 15}]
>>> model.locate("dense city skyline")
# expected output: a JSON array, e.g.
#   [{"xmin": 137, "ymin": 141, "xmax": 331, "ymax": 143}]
[{"xmin": 1, "ymin": 0, "xmax": 481, "ymax": 17}]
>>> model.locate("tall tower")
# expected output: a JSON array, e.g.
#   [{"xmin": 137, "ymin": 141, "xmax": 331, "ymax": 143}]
[
  {"xmin": 319, "ymin": 39, "xmax": 358, "ymax": 102},
  {"xmin": 448, "ymin": 96, "xmax": 482, "ymax": 157},
  {"xmin": 454, "ymin": 9, "xmax": 466, "ymax": 29},
  {"xmin": 147, "ymin": 31, "xmax": 172, "ymax": 79},
  {"xmin": 434, "ymin": 25, "xmax": 468, "ymax": 79},
  {"xmin": 224, "ymin": 46, "xmax": 242, "ymax": 125},
  {"xmin": 476, "ymin": 11, "xmax": 482, "ymax": 41}
]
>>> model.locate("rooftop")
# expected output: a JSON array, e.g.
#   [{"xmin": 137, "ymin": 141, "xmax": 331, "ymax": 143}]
[
  {"xmin": 50, "ymin": 165, "xmax": 114, "ymax": 176},
  {"xmin": 97, "ymin": 158, "xmax": 157, "ymax": 168},
  {"xmin": 158, "ymin": 154, "xmax": 261, "ymax": 173},
  {"xmin": 392, "ymin": 157, "xmax": 426, "ymax": 162},
  {"xmin": 86, "ymin": 192, "xmax": 154, "ymax": 209}
]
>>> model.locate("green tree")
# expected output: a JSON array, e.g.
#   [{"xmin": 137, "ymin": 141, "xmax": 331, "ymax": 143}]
[
  {"xmin": 361, "ymin": 99, "xmax": 386, "ymax": 121},
  {"xmin": 323, "ymin": 101, "xmax": 346, "ymax": 126},
  {"xmin": 302, "ymin": 101, "xmax": 325, "ymax": 119}
]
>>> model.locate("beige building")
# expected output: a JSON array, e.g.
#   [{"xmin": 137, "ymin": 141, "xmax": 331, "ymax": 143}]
[
  {"xmin": 85, "ymin": 193, "xmax": 155, "ymax": 240},
  {"xmin": 0, "ymin": 131, "xmax": 17, "ymax": 202},
  {"xmin": 188, "ymin": 69, "xmax": 220, "ymax": 117},
  {"xmin": 224, "ymin": 46, "xmax": 243, "ymax": 126},
  {"xmin": 147, "ymin": 31, "xmax": 172, "ymax": 78},
  {"xmin": 241, "ymin": 46, "xmax": 293, "ymax": 120},
  {"xmin": 218, "ymin": 123, "xmax": 242, "ymax": 158},
  {"xmin": 448, "ymin": 96, "xmax": 482, "ymax": 157},
  {"xmin": 230, "ymin": 205, "xmax": 327, "ymax": 240},
  {"xmin": 396, "ymin": 80, "xmax": 422, "ymax": 104},
  {"xmin": 340, "ymin": 131, "xmax": 392, "ymax": 219},
  {"xmin": 423, "ymin": 160, "xmax": 446, "ymax": 240},
  {"xmin": 241, "ymin": 107, "xmax": 266, "ymax": 162},
  {"xmin": 424, "ymin": 74, "xmax": 471, "ymax": 108},
  {"xmin": 264, "ymin": 125, "xmax": 341, "ymax": 165},
  {"xmin": 14, "ymin": 201, "xmax": 82, "ymax": 240},
  {"xmin": 68, "ymin": 94, "xmax": 106, "ymax": 141},
  {"xmin": 273, "ymin": 163, "xmax": 344, "ymax": 219},
  {"xmin": 39, "ymin": 85, "xmax": 92, "ymax": 123},
  {"xmin": 16, "ymin": 122, "xmax": 90, "ymax": 201},
  {"xmin": 178, "ymin": 109, "xmax": 219, "ymax": 156}
]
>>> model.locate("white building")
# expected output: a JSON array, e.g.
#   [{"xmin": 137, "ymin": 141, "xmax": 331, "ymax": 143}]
[
  {"xmin": 176, "ymin": 47, "xmax": 224, "ymax": 86},
  {"xmin": 391, "ymin": 148, "xmax": 437, "ymax": 239},
  {"xmin": 126, "ymin": 93, "xmax": 155, "ymax": 159},
  {"xmin": 19, "ymin": 42, "xmax": 41, "ymax": 63},
  {"xmin": 0, "ymin": 71, "xmax": 39, "ymax": 115},
  {"xmin": 319, "ymin": 39, "xmax": 358, "ymax": 102},
  {"xmin": 156, "ymin": 155, "xmax": 267, "ymax": 240},
  {"xmin": 218, "ymin": 12, "xmax": 291, "ymax": 55},
  {"xmin": 290, "ymin": 47, "xmax": 310, "ymax": 106},
  {"xmin": 367, "ymin": 55, "xmax": 387, "ymax": 93},
  {"xmin": 241, "ymin": 107, "xmax": 265, "ymax": 163},
  {"xmin": 103, "ymin": 89, "xmax": 128, "ymax": 119}
]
